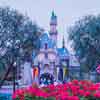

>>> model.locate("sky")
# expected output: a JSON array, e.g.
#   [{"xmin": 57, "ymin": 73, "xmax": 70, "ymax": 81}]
[{"xmin": 0, "ymin": 0, "xmax": 100, "ymax": 53}]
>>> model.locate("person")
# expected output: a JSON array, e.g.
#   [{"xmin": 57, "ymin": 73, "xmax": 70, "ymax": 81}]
[
  {"xmin": 33, "ymin": 67, "xmax": 39, "ymax": 84},
  {"xmin": 96, "ymin": 65, "xmax": 100, "ymax": 74}
]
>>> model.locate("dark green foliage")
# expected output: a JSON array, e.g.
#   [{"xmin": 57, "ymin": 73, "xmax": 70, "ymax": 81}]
[
  {"xmin": 0, "ymin": 7, "xmax": 41, "ymax": 80},
  {"xmin": 68, "ymin": 15, "xmax": 100, "ymax": 72}
]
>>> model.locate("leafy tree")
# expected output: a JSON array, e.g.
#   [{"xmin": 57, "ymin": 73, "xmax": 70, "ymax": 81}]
[
  {"xmin": 0, "ymin": 7, "xmax": 42, "ymax": 81},
  {"xmin": 68, "ymin": 15, "xmax": 100, "ymax": 72}
]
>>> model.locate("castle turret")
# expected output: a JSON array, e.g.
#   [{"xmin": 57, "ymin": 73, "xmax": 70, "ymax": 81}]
[
  {"xmin": 62, "ymin": 36, "xmax": 65, "ymax": 48},
  {"xmin": 49, "ymin": 11, "xmax": 58, "ymax": 46}
]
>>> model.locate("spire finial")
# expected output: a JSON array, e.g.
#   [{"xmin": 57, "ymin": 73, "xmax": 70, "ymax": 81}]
[
  {"xmin": 50, "ymin": 10, "xmax": 57, "ymax": 25},
  {"xmin": 51, "ymin": 10, "xmax": 57, "ymax": 19},
  {"xmin": 62, "ymin": 35, "xmax": 65, "ymax": 48},
  {"xmin": 52, "ymin": 10, "xmax": 55, "ymax": 17}
]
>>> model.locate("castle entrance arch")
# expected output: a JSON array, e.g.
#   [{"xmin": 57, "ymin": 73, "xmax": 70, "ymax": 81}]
[{"xmin": 39, "ymin": 73, "xmax": 54, "ymax": 85}]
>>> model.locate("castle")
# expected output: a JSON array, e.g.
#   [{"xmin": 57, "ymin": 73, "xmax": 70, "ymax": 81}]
[{"xmin": 32, "ymin": 11, "xmax": 80, "ymax": 85}]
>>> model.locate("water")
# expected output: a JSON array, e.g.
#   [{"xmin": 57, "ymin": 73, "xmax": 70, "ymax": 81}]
[
  {"xmin": 0, "ymin": 85, "xmax": 13, "ymax": 100},
  {"xmin": 0, "ymin": 93, "xmax": 12, "ymax": 100}
]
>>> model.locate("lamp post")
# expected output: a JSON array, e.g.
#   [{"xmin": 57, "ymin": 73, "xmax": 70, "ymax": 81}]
[
  {"xmin": 13, "ymin": 61, "xmax": 17, "ymax": 93},
  {"xmin": 0, "ymin": 39, "xmax": 19, "ymax": 93},
  {"xmin": 11, "ymin": 38, "xmax": 20, "ymax": 93}
]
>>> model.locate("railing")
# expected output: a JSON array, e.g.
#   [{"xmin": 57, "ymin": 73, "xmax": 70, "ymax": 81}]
[{"xmin": 68, "ymin": 71, "xmax": 100, "ymax": 83}]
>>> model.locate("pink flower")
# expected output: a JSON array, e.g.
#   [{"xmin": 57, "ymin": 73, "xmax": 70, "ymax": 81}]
[
  {"xmin": 94, "ymin": 91, "xmax": 100, "ymax": 98},
  {"xmin": 78, "ymin": 89, "xmax": 85, "ymax": 96},
  {"xmin": 66, "ymin": 96, "xmax": 79, "ymax": 100},
  {"xmin": 12, "ymin": 93, "xmax": 17, "ymax": 99},
  {"xmin": 72, "ymin": 80, "xmax": 79, "ymax": 85},
  {"xmin": 12, "ymin": 80, "xmax": 100, "ymax": 100},
  {"xmin": 84, "ymin": 91, "xmax": 91, "ymax": 97}
]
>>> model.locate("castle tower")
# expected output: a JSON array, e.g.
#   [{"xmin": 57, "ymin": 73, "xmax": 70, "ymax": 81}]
[{"xmin": 49, "ymin": 11, "xmax": 58, "ymax": 46}]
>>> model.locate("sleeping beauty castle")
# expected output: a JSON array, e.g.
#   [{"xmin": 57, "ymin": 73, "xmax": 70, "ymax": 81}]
[{"xmin": 32, "ymin": 11, "xmax": 80, "ymax": 85}]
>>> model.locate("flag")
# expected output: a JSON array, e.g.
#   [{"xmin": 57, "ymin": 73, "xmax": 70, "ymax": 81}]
[
  {"xmin": 56, "ymin": 67, "xmax": 59, "ymax": 81},
  {"xmin": 63, "ymin": 67, "xmax": 67, "ymax": 80}
]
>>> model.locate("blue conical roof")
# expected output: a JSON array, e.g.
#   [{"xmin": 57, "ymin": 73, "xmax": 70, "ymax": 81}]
[{"xmin": 40, "ymin": 33, "xmax": 55, "ymax": 49}]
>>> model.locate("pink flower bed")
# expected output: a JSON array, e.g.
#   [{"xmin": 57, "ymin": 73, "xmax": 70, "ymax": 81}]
[{"xmin": 12, "ymin": 80, "xmax": 100, "ymax": 100}]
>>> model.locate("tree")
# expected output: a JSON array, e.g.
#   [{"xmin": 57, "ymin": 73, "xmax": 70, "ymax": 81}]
[
  {"xmin": 0, "ymin": 7, "xmax": 42, "ymax": 81},
  {"xmin": 68, "ymin": 15, "xmax": 100, "ymax": 72}
]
